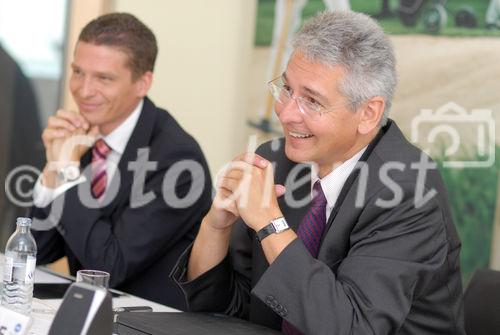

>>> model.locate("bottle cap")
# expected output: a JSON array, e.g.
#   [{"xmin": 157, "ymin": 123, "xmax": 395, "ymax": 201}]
[{"xmin": 16, "ymin": 217, "xmax": 32, "ymax": 226}]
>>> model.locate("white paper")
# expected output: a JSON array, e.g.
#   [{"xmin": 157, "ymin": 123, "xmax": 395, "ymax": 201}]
[
  {"xmin": 0, "ymin": 305, "xmax": 32, "ymax": 335},
  {"xmin": 34, "ymin": 268, "xmax": 71, "ymax": 284}
]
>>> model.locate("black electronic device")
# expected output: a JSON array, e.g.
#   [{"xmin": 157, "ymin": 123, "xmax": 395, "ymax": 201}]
[
  {"xmin": 114, "ymin": 312, "xmax": 281, "ymax": 335},
  {"xmin": 48, "ymin": 282, "xmax": 113, "ymax": 335}
]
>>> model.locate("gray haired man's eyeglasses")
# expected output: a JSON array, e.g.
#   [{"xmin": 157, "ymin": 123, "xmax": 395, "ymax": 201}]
[{"xmin": 267, "ymin": 76, "xmax": 347, "ymax": 120}]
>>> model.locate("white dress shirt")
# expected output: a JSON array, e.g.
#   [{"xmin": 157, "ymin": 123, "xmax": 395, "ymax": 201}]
[
  {"xmin": 311, "ymin": 147, "xmax": 367, "ymax": 221},
  {"xmin": 33, "ymin": 100, "xmax": 143, "ymax": 207}
]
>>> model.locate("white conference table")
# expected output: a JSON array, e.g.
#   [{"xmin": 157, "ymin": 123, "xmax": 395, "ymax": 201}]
[{"xmin": 0, "ymin": 255, "xmax": 177, "ymax": 335}]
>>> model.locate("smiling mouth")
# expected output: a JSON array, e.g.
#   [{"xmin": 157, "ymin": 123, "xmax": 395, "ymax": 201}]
[
  {"xmin": 78, "ymin": 102, "xmax": 101, "ymax": 110},
  {"xmin": 289, "ymin": 131, "xmax": 313, "ymax": 139}
]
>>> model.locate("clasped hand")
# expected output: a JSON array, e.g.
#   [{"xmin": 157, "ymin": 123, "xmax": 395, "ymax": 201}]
[
  {"xmin": 207, "ymin": 153, "xmax": 286, "ymax": 232},
  {"xmin": 41, "ymin": 109, "xmax": 99, "ymax": 187}
]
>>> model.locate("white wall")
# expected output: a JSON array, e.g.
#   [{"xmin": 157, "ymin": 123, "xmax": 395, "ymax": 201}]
[
  {"xmin": 63, "ymin": 0, "xmax": 112, "ymax": 111},
  {"xmin": 113, "ymin": 0, "xmax": 257, "ymax": 176}
]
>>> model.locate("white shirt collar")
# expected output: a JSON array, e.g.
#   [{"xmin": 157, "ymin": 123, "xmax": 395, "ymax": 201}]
[
  {"xmin": 102, "ymin": 99, "xmax": 143, "ymax": 155},
  {"xmin": 312, "ymin": 147, "xmax": 367, "ymax": 211}
]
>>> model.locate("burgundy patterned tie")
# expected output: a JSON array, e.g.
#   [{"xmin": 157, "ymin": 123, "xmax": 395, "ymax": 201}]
[
  {"xmin": 91, "ymin": 139, "xmax": 111, "ymax": 200},
  {"xmin": 282, "ymin": 181, "xmax": 327, "ymax": 335}
]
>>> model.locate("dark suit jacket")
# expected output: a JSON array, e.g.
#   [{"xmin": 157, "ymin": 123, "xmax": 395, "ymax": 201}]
[
  {"xmin": 32, "ymin": 97, "xmax": 212, "ymax": 310},
  {"xmin": 172, "ymin": 120, "xmax": 465, "ymax": 334},
  {"xmin": 0, "ymin": 45, "xmax": 44, "ymax": 248}
]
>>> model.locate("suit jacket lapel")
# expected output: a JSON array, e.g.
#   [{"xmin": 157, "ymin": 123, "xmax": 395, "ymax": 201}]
[
  {"xmin": 317, "ymin": 121, "xmax": 390, "ymax": 262},
  {"xmin": 280, "ymin": 163, "xmax": 312, "ymax": 231},
  {"xmin": 109, "ymin": 97, "xmax": 157, "ymax": 209}
]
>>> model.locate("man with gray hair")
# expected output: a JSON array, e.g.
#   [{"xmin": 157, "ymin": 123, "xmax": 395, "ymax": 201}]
[{"xmin": 172, "ymin": 11, "xmax": 464, "ymax": 334}]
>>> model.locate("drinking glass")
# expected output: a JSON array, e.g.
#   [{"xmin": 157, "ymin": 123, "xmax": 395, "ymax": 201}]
[{"xmin": 76, "ymin": 270, "xmax": 110, "ymax": 289}]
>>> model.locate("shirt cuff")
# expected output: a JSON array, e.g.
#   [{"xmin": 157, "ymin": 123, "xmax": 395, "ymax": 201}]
[{"xmin": 33, "ymin": 174, "xmax": 86, "ymax": 207}]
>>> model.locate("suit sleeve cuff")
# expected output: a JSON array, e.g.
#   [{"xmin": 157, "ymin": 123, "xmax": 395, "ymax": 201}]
[
  {"xmin": 252, "ymin": 239, "xmax": 310, "ymax": 321},
  {"xmin": 171, "ymin": 244, "xmax": 233, "ymax": 312}
]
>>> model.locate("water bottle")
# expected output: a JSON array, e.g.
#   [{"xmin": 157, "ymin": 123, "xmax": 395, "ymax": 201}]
[{"xmin": 1, "ymin": 217, "xmax": 37, "ymax": 314}]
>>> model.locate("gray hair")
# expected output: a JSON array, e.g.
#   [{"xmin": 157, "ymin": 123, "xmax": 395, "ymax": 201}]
[{"xmin": 292, "ymin": 11, "xmax": 397, "ymax": 126}]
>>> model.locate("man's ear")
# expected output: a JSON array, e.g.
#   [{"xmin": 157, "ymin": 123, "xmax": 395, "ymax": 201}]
[
  {"xmin": 358, "ymin": 96, "xmax": 385, "ymax": 135},
  {"xmin": 135, "ymin": 71, "xmax": 153, "ymax": 97}
]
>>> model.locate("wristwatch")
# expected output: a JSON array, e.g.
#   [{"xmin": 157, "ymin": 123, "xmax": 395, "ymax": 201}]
[
  {"xmin": 57, "ymin": 164, "xmax": 81, "ymax": 183},
  {"xmin": 256, "ymin": 217, "xmax": 289, "ymax": 242}
]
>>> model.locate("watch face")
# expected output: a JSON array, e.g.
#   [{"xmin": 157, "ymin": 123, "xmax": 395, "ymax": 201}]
[
  {"xmin": 63, "ymin": 165, "xmax": 80, "ymax": 181},
  {"xmin": 272, "ymin": 218, "xmax": 289, "ymax": 232}
]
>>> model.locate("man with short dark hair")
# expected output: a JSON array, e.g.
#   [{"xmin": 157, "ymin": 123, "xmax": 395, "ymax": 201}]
[
  {"xmin": 31, "ymin": 13, "xmax": 212, "ymax": 310},
  {"xmin": 172, "ymin": 11, "xmax": 465, "ymax": 334}
]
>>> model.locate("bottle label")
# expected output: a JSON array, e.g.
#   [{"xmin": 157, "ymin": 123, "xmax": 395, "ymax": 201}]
[
  {"xmin": 25, "ymin": 256, "xmax": 36, "ymax": 284},
  {"xmin": 3, "ymin": 257, "xmax": 13, "ymax": 282}
]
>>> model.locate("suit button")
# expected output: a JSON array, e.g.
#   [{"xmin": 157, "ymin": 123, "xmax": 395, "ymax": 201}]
[
  {"xmin": 265, "ymin": 295, "xmax": 277, "ymax": 308},
  {"xmin": 274, "ymin": 302, "xmax": 287, "ymax": 318}
]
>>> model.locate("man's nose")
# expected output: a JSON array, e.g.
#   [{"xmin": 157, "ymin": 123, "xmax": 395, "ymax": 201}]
[
  {"xmin": 79, "ymin": 78, "xmax": 96, "ymax": 97},
  {"xmin": 276, "ymin": 97, "xmax": 303, "ymax": 124}
]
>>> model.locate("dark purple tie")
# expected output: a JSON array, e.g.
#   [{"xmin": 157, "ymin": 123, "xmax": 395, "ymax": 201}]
[
  {"xmin": 282, "ymin": 181, "xmax": 327, "ymax": 334},
  {"xmin": 296, "ymin": 181, "xmax": 328, "ymax": 257}
]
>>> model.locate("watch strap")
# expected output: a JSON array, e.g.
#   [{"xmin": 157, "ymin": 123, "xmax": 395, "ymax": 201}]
[
  {"xmin": 256, "ymin": 217, "xmax": 289, "ymax": 242},
  {"xmin": 256, "ymin": 224, "xmax": 276, "ymax": 242}
]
